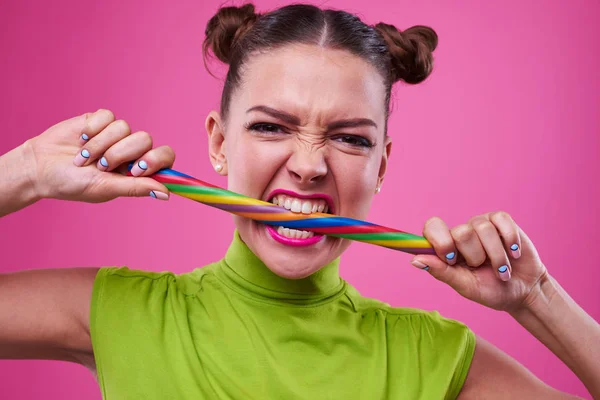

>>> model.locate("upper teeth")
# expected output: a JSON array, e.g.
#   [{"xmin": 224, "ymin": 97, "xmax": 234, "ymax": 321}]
[{"xmin": 271, "ymin": 194, "xmax": 329, "ymax": 214}]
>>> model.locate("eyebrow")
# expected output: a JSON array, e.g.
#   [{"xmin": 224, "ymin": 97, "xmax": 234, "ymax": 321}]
[{"xmin": 246, "ymin": 105, "xmax": 378, "ymax": 130}]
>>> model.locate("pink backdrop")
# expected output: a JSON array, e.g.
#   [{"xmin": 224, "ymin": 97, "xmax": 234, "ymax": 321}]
[{"xmin": 1, "ymin": 0, "xmax": 598, "ymax": 398}]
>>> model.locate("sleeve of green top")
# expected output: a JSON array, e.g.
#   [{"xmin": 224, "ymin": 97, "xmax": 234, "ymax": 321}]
[
  {"xmin": 89, "ymin": 266, "xmax": 178, "ymax": 399},
  {"xmin": 415, "ymin": 311, "xmax": 476, "ymax": 399}
]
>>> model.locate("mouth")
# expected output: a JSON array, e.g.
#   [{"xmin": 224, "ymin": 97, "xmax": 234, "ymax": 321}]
[{"xmin": 263, "ymin": 189, "xmax": 335, "ymax": 247}]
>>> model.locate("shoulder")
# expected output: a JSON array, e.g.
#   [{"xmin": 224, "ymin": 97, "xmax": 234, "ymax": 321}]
[
  {"xmin": 346, "ymin": 283, "xmax": 473, "ymax": 337},
  {"xmin": 345, "ymin": 283, "xmax": 476, "ymax": 398},
  {"xmin": 93, "ymin": 264, "xmax": 219, "ymax": 298}
]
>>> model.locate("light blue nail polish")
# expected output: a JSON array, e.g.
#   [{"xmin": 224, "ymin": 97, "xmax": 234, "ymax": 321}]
[
  {"xmin": 100, "ymin": 157, "xmax": 108, "ymax": 167},
  {"xmin": 138, "ymin": 160, "xmax": 148, "ymax": 170},
  {"xmin": 423, "ymin": 266, "xmax": 430, "ymax": 271},
  {"xmin": 81, "ymin": 133, "xmax": 89, "ymax": 141},
  {"xmin": 150, "ymin": 191, "xmax": 157, "ymax": 198},
  {"xmin": 498, "ymin": 265, "xmax": 508, "ymax": 273},
  {"xmin": 81, "ymin": 149, "xmax": 90, "ymax": 158},
  {"xmin": 510, "ymin": 244, "xmax": 519, "ymax": 251},
  {"xmin": 445, "ymin": 252, "xmax": 455, "ymax": 260}
]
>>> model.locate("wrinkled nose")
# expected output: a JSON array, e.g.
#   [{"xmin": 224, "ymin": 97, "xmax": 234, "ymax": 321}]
[{"xmin": 286, "ymin": 147, "xmax": 327, "ymax": 185}]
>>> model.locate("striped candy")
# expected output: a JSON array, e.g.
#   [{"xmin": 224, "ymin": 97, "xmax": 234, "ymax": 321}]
[{"xmin": 142, "ymin": 167, "xmax": 435, "ymax": 255}]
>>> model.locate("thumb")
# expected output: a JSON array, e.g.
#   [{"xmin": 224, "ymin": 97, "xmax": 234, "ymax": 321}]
[
  {"xmin": 410, "ymin": 255, "xmax": 474, "ymax": 295},
  {"xmin": 104, "ymin": 174, "xmax": 171, "ymax": 201}
]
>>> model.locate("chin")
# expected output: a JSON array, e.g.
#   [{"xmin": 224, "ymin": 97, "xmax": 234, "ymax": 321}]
[
  {"xmin": 239, "ymin": 220, "xmax": 346, "ymax": 279},
  {"xmin": 264, "ymin": 260, "xmax": 320, "ymax": 280}
]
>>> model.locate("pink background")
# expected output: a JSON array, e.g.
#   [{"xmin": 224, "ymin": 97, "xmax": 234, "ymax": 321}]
[{"xmin": 1, "ymin": 0, "xmax": 598, "ymax": 398}]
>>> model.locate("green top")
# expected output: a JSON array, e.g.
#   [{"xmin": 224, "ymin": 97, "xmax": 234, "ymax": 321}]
[{"xmin": 90, "ymin": 231, "xmax": 475, "ymax": 399}]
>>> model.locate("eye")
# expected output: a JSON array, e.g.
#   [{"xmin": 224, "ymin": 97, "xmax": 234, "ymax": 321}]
[
  {"xmin": 246, "ymin": 122, "xmax": 286, "ymax": 134},
  {"xmin": 332, "ymin": 135, "xmax": 374, "ymax": 148}
]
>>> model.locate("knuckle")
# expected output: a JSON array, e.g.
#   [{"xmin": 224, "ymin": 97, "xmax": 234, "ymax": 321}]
[
  {"xmin": 439, "ymin": 238, "xmax": 455, "ymax": 250},
  {"xmin": 127, "ymin": 184, "xmax": 139, "ymax": 198},
  {"xmin": 112, "ymin": 119, "xmax": 131, "ymax": 134},
  {"xmin": 136, "ymin": 131, "xmax": 153, "ymax": 147},
  {"xmin": 468, "ymin": 214, "xmax": 484, "ymax": 225},
  {"xmin": 428, "ymin": 235, "xmax": 453, "ymax": 251},
  {"xmin": 471, "ymin": 254, "xmax": 487, "ymax": 267},
  {"xmin": 97, "ymin": 108, "xmax": 115, "ymax": 121},
  {"xmin": 423, "ymin": 216, "xmax": 441, "ymax": 232},
  {"xmin": 491, "ymin": 210, "xmax": 511, "ymax": 222},
  {"xmin": 153, "ymin": 145, "xmax": 176, "ymax": 165},
  {"xmin": 165, "ymin": 145, "xmax": 176, "ymax": 161},
  {"xmin": 499, "ymin": 229, "xmax": 514, "ymax": 241},
  {"xmin": 451, "ymin": 224, "xmax": 474, "ymax": 244},
  {"xmin": 471, "ymin": 217, "xmax": 492, "ymax": 231}
]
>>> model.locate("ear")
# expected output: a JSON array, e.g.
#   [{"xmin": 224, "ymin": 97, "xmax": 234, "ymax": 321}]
[
  {"xmin": 376, "ymin": 135, "xmax": 392, "ymax": 189},
  {"xmin": 205, "ymin": 110, "xmax": 228, "ymax": 175}
]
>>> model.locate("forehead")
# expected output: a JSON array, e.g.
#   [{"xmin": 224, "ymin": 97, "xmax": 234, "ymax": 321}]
[{"xmin": 234, "ymin": 44, "xmax": 386, "ymax": 123}]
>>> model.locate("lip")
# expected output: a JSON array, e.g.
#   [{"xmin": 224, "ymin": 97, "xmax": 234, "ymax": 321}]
[
  {"xmin": 266, "ymin": 225, "xmax": 325, "ymax": 247},
  {"xmin": 266, "ymin": 189, "xmax": 335, "ymax": 214}
]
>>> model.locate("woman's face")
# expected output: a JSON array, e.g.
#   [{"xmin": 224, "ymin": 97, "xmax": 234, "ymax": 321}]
[{"xmin": 206, "ymin": 44, "xmax": 392, "ymax": 279}]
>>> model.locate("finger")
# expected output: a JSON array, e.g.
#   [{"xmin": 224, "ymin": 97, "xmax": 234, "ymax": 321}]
[
  {"xmin": 95, "ymin": 131, "xmax": 153, "ymax": 172},
  {"xmin": 129, "ymin": 145, "xmax": 176, "ymax": 177},
  {"xmin": 423, "ymin": 217, "xmax": 459, "ymax": 265},
  {"xmin": 489, "ymin": 211, "xmax": 522, "ymax": 259},
  {"xmin": 101, "ymin": 174, "xmax": 170, "ymax": 201},
  {"xmin": 74, "ymin": 119, "xmax": 131, "ymax": 167},
  {"xmin": 471, "ymin": 216, "xmax": 512, "ymax": 282},
  {"xmin": 410, "ymin": 255, "xmax": 477, "ymax": 298},
  {"xmin": 50, "ymin": 113, "xmax": 91, "ymax": 137},
  {"xmin": 80, "ymin": 109, "xmax": 116, "ymax": 145},
  {"xmin": 450, "ymin": 224, "xmax": 487, "ymax": 267}
]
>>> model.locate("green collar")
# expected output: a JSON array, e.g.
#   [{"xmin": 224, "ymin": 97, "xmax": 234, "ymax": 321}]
[{"xmin": 216, "ymin": 230, "xmax": 344, "ymax": 303}]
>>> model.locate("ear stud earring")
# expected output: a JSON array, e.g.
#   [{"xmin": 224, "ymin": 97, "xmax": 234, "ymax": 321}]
[
  {"xmin": 215, "ymin": 164, "xmax": 223, "ymax": 172},
  {"xmin": 375, "ymin": 186, "xmax": 381, "ymax": 194}
]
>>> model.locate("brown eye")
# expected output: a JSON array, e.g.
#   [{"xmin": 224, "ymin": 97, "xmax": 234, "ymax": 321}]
[
  {"xmin": 249, "ymin": 123, "xmax": 285, "ymax": 134},
  {"xmin": 333, "ymin": 135, "xmax": 373, "ymax": 148}
]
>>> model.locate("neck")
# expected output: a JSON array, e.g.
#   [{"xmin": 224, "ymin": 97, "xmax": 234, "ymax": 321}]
[{"xmin": 216, "ymin": 230, "xmax": 344, "ymax": 303}]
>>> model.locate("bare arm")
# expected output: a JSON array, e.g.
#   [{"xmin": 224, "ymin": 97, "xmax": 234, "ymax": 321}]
[
  {"xmin": 0, "ymin": 142, "xmax": 39, "ymax": 217},
  {"xmin": 459, "ymin": 336, "xmax": 584, "ymax": 399},
  {"xmin": 509, "ymin": 274, "xmax": 600, "ymax": 397},
  {"xmin": 0, "ymin": 134, "xmax": 96, "ymax": 365},
  {"xmin": 415, "ymin": 213, "xmax": 599, "ymax": 399},
  {"xmin": 1, "ymin": 110, "xmax": 175, "ymax": 366},
  {"xmin": 0, "ymin": 268, "xmax": 98, "ymax": 364},
  {"xmin": 459, "ymin": 273, "xmax": 599, "ymax": 399}
]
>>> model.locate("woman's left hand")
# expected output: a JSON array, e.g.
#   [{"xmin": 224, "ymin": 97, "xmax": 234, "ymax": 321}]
[{"xmin": 411, "ymin": 211, "xmax": 549, "ymax": 312}]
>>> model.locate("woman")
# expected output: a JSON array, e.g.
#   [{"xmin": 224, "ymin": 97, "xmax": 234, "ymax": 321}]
[{"xmin": 0, "ymin": 3, "xmax": 598, "ymax": 399}]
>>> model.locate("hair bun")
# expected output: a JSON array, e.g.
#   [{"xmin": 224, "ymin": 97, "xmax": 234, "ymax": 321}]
[
  {"xmin": 204, "ymin": 3, "xmax": 259, "ymax": 64},
  {"xmin": 375, "ymin": 23, "xmax": 438, "ymax": 84}
]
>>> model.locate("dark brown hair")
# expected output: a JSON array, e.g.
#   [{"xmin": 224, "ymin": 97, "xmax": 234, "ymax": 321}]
[{"xmin": 203, "ymin": 3, "xmax": 437, "ymax": 133}]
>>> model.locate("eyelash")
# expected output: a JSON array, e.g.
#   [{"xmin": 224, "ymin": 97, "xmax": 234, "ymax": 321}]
[{"xmin": 245, "ymin": 122, "xmax": 374, "ymax": 148}]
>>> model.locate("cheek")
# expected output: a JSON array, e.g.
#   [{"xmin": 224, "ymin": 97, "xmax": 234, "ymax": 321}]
[
  {"xmin": 227, "ymin": 136, "xmax": 288, "ymax": 197},
  {"xmin": 332, "ymin": 153, "xmax": 379, "ymax": 218}
]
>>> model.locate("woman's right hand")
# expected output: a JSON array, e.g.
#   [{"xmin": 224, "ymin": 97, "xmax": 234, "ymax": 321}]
[{"xmin": 24, "ymin": 109, "xmax": 175, "ymax": 203}]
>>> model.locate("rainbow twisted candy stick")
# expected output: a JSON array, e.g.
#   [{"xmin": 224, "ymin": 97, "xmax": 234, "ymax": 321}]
[{"xmin": 140, "ymin": 167, "xmax": 435, "ymax": 255}]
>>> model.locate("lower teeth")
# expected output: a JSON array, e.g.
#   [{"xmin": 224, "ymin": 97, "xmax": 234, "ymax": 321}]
[{"xmin": 276, "ymin": 226, "xmax": 315, "ymax": 239}]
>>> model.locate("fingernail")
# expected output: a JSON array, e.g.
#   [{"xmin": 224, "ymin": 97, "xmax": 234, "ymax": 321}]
[
  {"xmin": 97, "ymin": 156, "xmax": 109, "ymax": 171},
  {"xmin": 510, "ymin": 244, "xmax": 521, "ymax": 259},
  {"xmin": 498, "ymin": 265, "xmax": 511, "ymax": 281},
  {"xmin": 411, "ymin": 259, "xmax": 429, "ymax": 270},
  {"xmin": 73, "ymin": 149, "xmax": 90, "ymax": 167},
  {"xmin": 131, "ymin": 160, "xmax": 148, "ymax": 177},
  {"xmin": 150, "ymin": 190, "xmax": 169, "ymax": 200},
  {"xmin": 445, "ymin": 251, "xmax": 456, "ymax": 265},
  {"xmin": 81, "ymin": 133, "xmax": 89, "ymax": 141}
]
